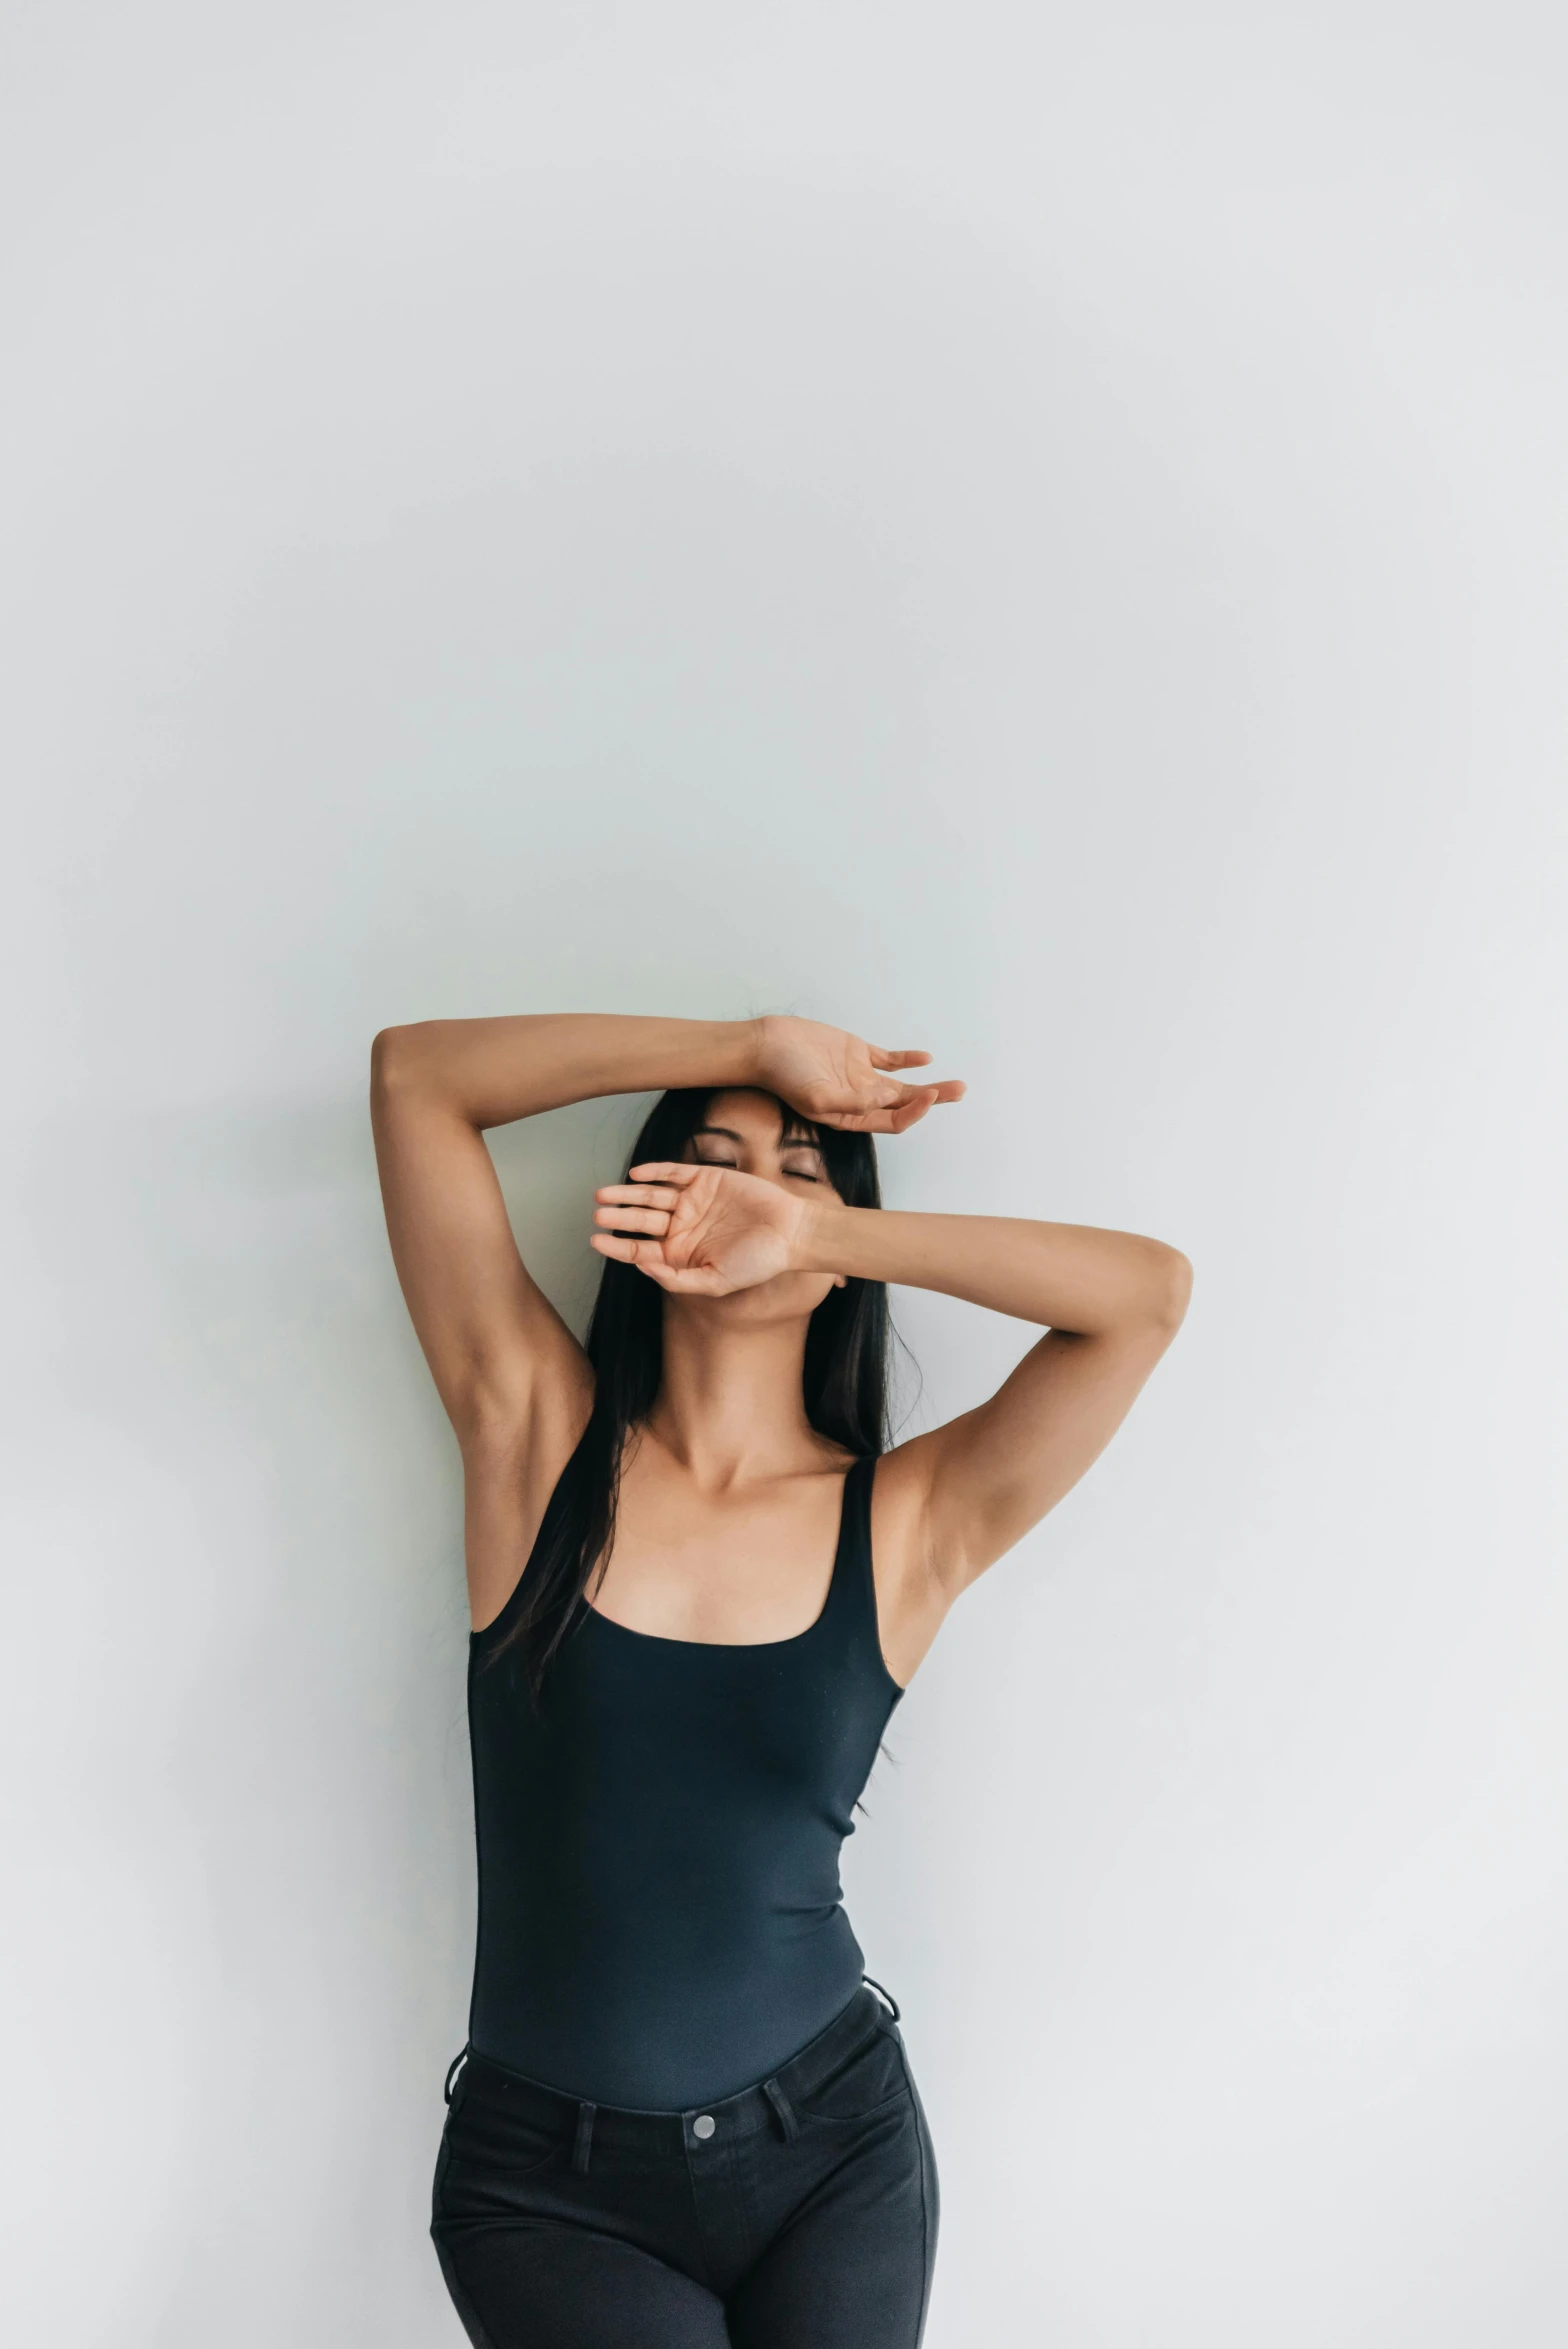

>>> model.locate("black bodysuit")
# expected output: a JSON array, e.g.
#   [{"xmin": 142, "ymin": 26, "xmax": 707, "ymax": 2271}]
[{"xmin": 464, "ymin": 1439, "xmax": 905, "ymax": 2110}]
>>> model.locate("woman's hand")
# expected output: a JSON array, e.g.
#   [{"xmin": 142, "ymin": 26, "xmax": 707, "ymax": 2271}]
[
  {"xmin": 590, "ymin": 1164, "xmax": 809, "ymax": 1295},
  {"xmin": 753, "ymin": 1014, "xmax": 965, "ymax": 1134}
]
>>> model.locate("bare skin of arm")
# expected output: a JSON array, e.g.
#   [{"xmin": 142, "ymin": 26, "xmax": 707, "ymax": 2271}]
[
  {"xmin": 593, "ymin": 1166, "xmax": 1192, "ymax": 1679},
  {"xmin": 370, "ymin": 1013, "xmax": 962, "ymax": 1626}
]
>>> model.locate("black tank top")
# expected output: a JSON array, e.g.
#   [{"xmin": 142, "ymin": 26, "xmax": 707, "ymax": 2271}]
[{"xmin": 464, "ymin": 1437, "xmax": 905, "ymax": 2109}]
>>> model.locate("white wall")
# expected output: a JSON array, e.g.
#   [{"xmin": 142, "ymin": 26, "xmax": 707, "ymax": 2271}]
[{"xmin": 4, "ymin": 4, "xmax": 1566, "ymax": 2342}]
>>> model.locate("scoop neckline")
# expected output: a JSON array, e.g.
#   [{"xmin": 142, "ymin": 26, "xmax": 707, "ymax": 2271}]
[{"xmin": 578, "ymin": 1457, "xmax": 861, "ymax": 1658}]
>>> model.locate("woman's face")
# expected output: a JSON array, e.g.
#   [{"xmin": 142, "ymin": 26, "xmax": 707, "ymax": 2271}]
[{"xmin": 672, "ymin": 1087, "xmax": 847, "ymax": 1324}]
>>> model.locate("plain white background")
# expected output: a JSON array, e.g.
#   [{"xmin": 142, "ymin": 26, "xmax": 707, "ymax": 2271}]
[{"xmin": 4, "ymin": 3, "xmax": 1566, "ymax": 2341}]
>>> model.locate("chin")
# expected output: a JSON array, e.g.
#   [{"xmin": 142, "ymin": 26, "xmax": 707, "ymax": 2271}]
[{"xmin": 688, "ymin": 1274, "xmax": 837, "ymax": 1326}]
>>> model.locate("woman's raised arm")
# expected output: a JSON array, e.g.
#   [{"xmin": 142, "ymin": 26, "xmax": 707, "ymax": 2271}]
[
  {"xmin": 591, "ymin": 1164, "xmax": 1190, "ymax": 1617},
  {"xmin": 792, "ymin": 1203, "xmax": 1192, "ymax": 1596},
  {"xmin": 370, "ymin": 1016, "xmax": 759, "ymax": 1446},
  {"xmin": 370, "ymin": 1011, "xmax": 963, "ymax": 1446}
]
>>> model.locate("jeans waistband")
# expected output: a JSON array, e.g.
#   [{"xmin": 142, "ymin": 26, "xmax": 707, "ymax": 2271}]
[{"xmin": 446, "ymin": 1976, "xmax": 903, "ymax": 2171}]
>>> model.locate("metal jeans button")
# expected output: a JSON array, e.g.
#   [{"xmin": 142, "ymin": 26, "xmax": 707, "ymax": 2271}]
[{"xmin": 692, "ymin": 2114, "xmax": 716, "ymax": 2140}]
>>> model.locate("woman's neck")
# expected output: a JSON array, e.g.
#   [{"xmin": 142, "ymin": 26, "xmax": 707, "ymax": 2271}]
[{"xmin": 643, "ymin": 1307, "xmax": 827, "ymax": 1489}]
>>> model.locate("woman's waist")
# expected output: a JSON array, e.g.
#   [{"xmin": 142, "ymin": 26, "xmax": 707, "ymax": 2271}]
[
  {"xmin": 468, "ymin": 1914, "xmax": 870, "ymax": 2109},
  {"xmin": 462, "ymin": 1963, "xmax": 891, "ymax": 2114}
]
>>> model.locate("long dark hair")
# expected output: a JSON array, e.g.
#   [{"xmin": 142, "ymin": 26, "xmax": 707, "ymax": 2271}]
[{"xmin": 484, "ymin": 1086, "xmax": 891, "ymax": 1705}]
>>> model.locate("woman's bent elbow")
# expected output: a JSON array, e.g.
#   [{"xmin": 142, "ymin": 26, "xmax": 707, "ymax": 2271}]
[
  {"xmin": 1153, "ymin": 1246, "xmax": 1194, "ymax": 1331},
  {"xmin": 370, "ymin": 1026, "xmax": 417, "ymax": 1095}
]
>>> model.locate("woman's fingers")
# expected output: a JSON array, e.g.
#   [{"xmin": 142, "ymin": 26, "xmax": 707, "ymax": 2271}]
[
  {"xmin": 589, "ymin": 1231, "xmax": 656, "ymax": 1264},
  {"xmin": 589, "ymin": 1225, "xmax": 733, "ymax": 1295},
  {"xmin": 868, "ymin": 1047, "xmax": 934, "ymax": 1070},
  {"xmin": 814, "ymin": 1077, "xmax": 967, "ymax": 1134},
  {"xmin": 884, "ymin": 1079, "xmax": 966, "ymax": 1130},
  {"xmin": 592, "ymin": 1204, "xmax": 672, "ymax": 1237},
  {"xmin": 595, "ymin": 1178, "xmax": 685, "ymax": 1207},
  {"xmin": 589, "ymin": 1229, "xmax": 728, "ymax": 1290},
  {"xmin": 885, "ymin": 1095, "xmax": 937, "ymax": 1134}
]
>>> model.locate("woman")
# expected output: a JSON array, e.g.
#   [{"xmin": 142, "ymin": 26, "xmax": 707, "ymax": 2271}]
[{"xmin": 371, "ymin": 1009, "xmax": 1191, "ymax": 2348}]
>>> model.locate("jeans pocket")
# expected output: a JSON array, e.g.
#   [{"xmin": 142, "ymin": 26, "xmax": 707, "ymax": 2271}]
[
  {"xmin": 438, "ymin": 2079, "xmax": 564, "ymax": 2213},
  {"xmin": 793, "ymin": 2022, "xmax": 912, "ymax": 2125}
]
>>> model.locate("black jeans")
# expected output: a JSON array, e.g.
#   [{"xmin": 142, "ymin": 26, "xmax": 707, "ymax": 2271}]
[{"xmin": 431, "ymin": 1978, "xmax": 939, "ymax": 2347}]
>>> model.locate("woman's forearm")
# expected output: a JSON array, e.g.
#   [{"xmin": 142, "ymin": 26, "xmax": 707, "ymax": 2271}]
[
  {"xmin": 371, "ymin": 1013, "xmax": 761, "ymax": 1129},
  {"xmin": 796, "ymin": 1201, "xmax": 1192, "ymax": 1337}
]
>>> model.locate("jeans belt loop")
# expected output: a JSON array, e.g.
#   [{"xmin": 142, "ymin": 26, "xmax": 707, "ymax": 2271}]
[
  {"xmin": 762, "ymin": 2076, "xmax": 799, "ymax": 2143},
  {"xmin": 573, "ymin": 2100, "xmax": 597, "ymax": 2175},
  {"xmin": 862, "ymin": 1973, "xmax": 901, "ymax": 2023}
]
